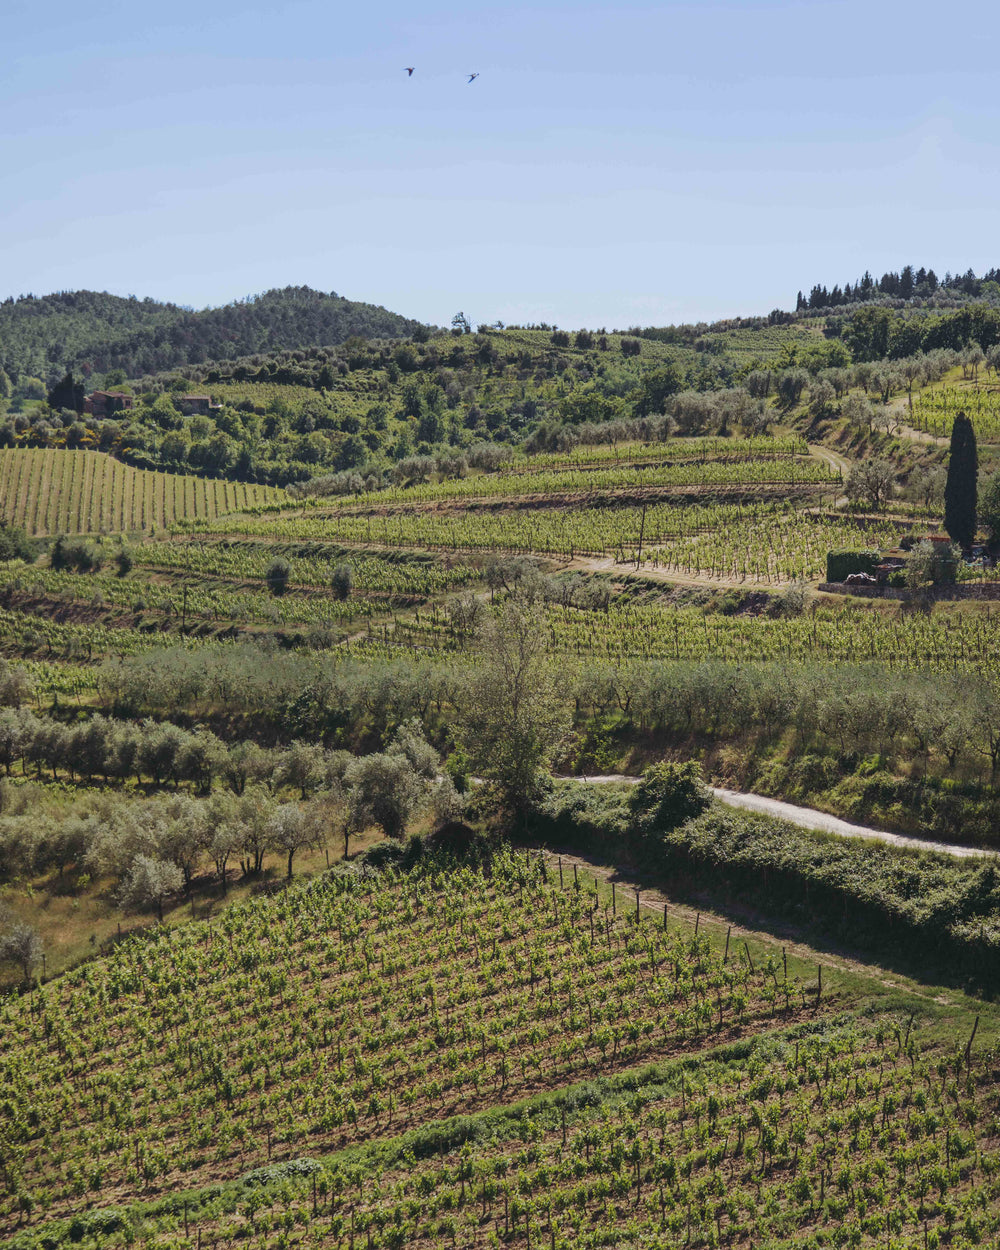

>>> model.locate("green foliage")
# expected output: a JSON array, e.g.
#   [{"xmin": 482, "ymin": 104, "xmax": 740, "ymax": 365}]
[
  {"xmin": 264, "ymin": 556, "xmax": 292, "ymax": 596},
  {"xmin": 538, "ymin": 785, "xmax": 1000, "ymax": 989},
  {"xmin": 330, "ymin": 563, "xmax": 353, "ymax": 599},
  {"xmin": 0, "ymin": 524, "xmax": 34, "ymax": 564},
  {"xmin": 979, "ymin": 470, "xmax": 1000, "ymax": 540},
  {"xmin": 945, "ymin": 412, "xmax": 978, "ymax": 549},
  {"xmin": 50, "ymin": 535, "xmax": 103, "ymax": 573},
  {"xmin": 906, "ymin": 539, "xmax": 959, "ymax": 588},
  {"xmin": 628, "ymin": 760, "xmax": 711, "ymax": 837},
  {"xmin": 0, "ymin": 287, "xmax": 424, "ymax": 385},
  {"xmin": 825, "ymin": 549, "xmax": 879, "ymax": 582}
]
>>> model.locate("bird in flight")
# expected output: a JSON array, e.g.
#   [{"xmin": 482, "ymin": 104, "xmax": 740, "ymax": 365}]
[
  {"xmin": 404, "ymin": 67, "xmax": 415, "ymax": 76},
  {"xmin": 467, "ymin": 72, "xmax": 479, "ymax": 83}
]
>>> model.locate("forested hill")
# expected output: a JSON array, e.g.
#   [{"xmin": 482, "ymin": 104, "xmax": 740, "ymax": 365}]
[{"xmin": 0, "ymin": 286, "xmax": 426, "ymax": 385}]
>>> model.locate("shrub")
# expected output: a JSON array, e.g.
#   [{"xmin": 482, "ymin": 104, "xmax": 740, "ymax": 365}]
[
  {"xmin": 825, "ymin": 549, "xmax": 879, "ymax": 582},
  {"xmin": 330, "ymin": 564, "xmax": 353, "ymax": 600},
  {"xmin": 265, "ymin": 557, "xmax": 291, "ymax": 596},
  {"xmin": 628, "ymin": 761, "xmax": 712, "ymax": 840}
]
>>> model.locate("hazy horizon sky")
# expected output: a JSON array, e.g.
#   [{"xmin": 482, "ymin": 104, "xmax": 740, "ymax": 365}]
[{"xmin": 2, "ymin": 0, "xmax": 999, "ymax": 329}]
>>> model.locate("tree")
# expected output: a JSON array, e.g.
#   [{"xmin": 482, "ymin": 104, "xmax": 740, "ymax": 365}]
[
  {"xmin": 846, "ymin": 458, "xmax": 895, "ymax": 511},
  {"xmin": 265, "ymin": 557, "xmax": 291, "ymax": 596},
  {"xmin": 274, "ymin": 739, "xmax": 324, "ymax": 799},
  {"xmin": 905, "ymin": 464, "xmax": 946, "ymax": 512},
  {"xmin": 47, "ymin": 371, "xmax": 84, "ymax": 414},
  {"xmin": 119, "ymin": 854, "xmax": 184, "ymax": 921},
  {"xmin": 387, "ymin": 718, "xmax": 439, "ymax": 779},
  {"xmin": 628, "ymin": 761, "xmax": 711, "ymax": 840},
  {"xmin": 235, "ymin": 786, "xmax": 276, "ymax": 875},
  {"xmin": 842, "ymin": 393, "xmax": 875, "ymax": 433},
  {"xmin": 0, "ymin": 523, "xmax": 33, "ymax": 564},
  {"xmin": 266, "ymin": 803, "xmax": 323, "ymax": 879},
  {"xmin": 331, "ymin": 564, "xmax": 353, "ymax": 599},
  {"xmin": 906, "ymin": 539, "xmax": 959, "ymax": 589},
  {"xmin": 776, "ymin": 368, "xmax": 809, "ymax": 407},
  {"xmin": 345, "ymin": 752, "xmax": 425, "ymax": 840},
  {"xmin": 945, "ymin": 412, "xmax": 978, "ymax": 550},
  {"xmin": 451, "ymin": 312, "xmax": 471, "ymax": 335},
  {"xmin": 899, "ymin": 358, "xmax": 925, "ymax": 411},
  {"xmin": 457, "ymin": 601, "xmax": 570, "ymax": 817},
  {"xmin": 0, "ymin": 921, "xmax": 43, "ymax": 982}
]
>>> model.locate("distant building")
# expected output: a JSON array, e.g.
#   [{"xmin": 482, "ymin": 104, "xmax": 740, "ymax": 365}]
[
  {"xmin": 178, "ymin": 395, "xmax": 220, "ymax": 416},
  {"xmin": 84, "ymin": 390, "xmax": 135, "ymax": 417}
]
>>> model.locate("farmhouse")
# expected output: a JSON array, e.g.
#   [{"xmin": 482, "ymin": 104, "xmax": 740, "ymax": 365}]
[
  {"xmin": 178, "ymin": 394, "xmax": 220, "ymax": 416},
  {"xmin": 83, "ymin": 390, "xmax": 136, "ymax": 417}
]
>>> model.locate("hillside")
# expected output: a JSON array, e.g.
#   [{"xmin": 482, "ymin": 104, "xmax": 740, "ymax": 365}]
[
  {"xmin": 0, "ymin": 448, "xmax": 285, "ymax": 534},
  {"xmin": 0, "ymin": 287, "xmax": 425, "ymax": 386},
  {"xmin": 9, "ymin": 275, "xmax": 1000, "ymax": 1250}
]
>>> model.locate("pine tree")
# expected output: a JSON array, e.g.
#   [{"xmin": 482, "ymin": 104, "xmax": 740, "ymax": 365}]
[{"xmin": 944, "ymin": 411, "xmax": 978, "ymax": 550}]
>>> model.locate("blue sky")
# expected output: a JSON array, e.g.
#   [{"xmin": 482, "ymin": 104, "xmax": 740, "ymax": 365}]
[{"xmin": 1, "ymin": 0, "xmax": 998, "ymax": 328}]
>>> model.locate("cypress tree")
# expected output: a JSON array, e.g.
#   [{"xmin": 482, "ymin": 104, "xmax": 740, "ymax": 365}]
[{"xmin": 944, "ymin": 411, "xmax": 978, "ymax": 550}]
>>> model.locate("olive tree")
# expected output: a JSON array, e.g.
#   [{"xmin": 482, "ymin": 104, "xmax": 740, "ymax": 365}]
[
  {"xmin": 265, "ymin": 557, "xmax": 291, "ymax": 596},
  {"xmin": 119, "ymin": 855, "xmax": 184, "ymax": 922},
  {"xmin": 0, "ymin": 921, "xmax": 43, "ymax": 982},
  {"xmin": 266, "ymin": 802, "xmax": 325, "ymax": 879},
  {"xmin": 344, "ymin": 752, "xmax": 425, "ymax": 842},
  {"xmin": 846, "ymin": 458, "xmax": 895, "ymax": 511}
]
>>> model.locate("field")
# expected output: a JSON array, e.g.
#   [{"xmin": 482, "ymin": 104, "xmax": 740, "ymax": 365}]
[
  {"xmin": 0, "ymin": 449, "xmax": 286, "ymax": 535},
  {"xmin": 185, "ymin": 502, "xmax": 888, "ymax": 579},
  {"xmin": 0, "ymin": 853, "xmax": 814, "ymax": 1230},
  {"xmin": 5, "ymin": 850, "xmax": 1000, "ymax": 1250},
  {"xmin": 909, "ymin": 384, "xmax": 1000, "ymax": 442},
  {"xmin": 9, "ymin": 316, "xmax": 1000, "ymax": 1250}
]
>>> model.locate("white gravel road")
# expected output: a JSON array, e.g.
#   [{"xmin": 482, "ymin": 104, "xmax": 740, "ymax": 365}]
[{"xmin": 567, "ymin": 775, "xmax": 993, "ymax": 860}]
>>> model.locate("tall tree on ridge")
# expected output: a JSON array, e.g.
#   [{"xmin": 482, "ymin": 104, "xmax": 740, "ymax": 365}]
[{"xmin": 944, "ymin": 411, "xmax": 978, "ymax": 550}]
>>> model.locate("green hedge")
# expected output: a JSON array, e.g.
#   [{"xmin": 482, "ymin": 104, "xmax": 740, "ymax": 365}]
[
  {"xmin": 825, "ymin": 549, "xmax": 880, "ymax": 582},
  {"xmin": 532, "ymin": 783, "xmax": 1000, "ymax": 993}
]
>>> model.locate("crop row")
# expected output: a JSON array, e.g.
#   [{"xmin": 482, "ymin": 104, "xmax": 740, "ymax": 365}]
[
  {"xmin": 316, "ymin": 456, "xmax": 838, "ymax": 509},
  {"xmin": 507, "ymin": 434, "xmax": 811, "ymax": 472},
  {"xmin": 69, "ymin": 1023, "xmax": 1000, "ymax": 1250},
  {"xmin": 130, "ymin": 541, "xmax": 479, "ymax": 595},
  {"xmin": 379, "ymin": 596, "xmax": 1000, "ymax": 676},
  {"xmin": 1, "ymin": 567, "xmax": 384, "ymax": 631},
  {"xmin": 0, "ymin": 450, "xmax": 285, "ymax": 536},
  {"xmin": 909, "ymin": 386, "xmax": 1000, "ymax": 441},
  {"xmin": 0, "ymin": 854, "xmax": 816, "ymax": 1230},
  {"xmin": 186, "ymin": 501, "xmax": 886, "ymax": 573}
]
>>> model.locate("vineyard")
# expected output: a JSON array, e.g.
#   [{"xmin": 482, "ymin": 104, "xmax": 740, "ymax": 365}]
[
  {"xmin": 6, "ymin": 852, "xmax": 1000, "ymax": 1250},
  {"xmin": 312, "ymin": 455, "xmax": 838, "ymax": 511},
  {"xmin": 191, "ymin": 501, "xmax": 898, "ymax": 581},
  {"xmin": 386, "ymin": 595, "xmax": 1000, "ymax": 673},
  {"xmin": 0, "ymin": 450, "xmax": 286, "ymax": 535},
  {"xmin": 10, "ymin": 301, "xmax": 1000, "ymax": 1250},
  {"xmin": 909, "ymin": 385, "xmax": 1000, "ymax": 442},
  {"xmin": 0, "ymin": 852, "xmax": 826, "ymax": 1236},
  {"xmin": 66, "ymin": 1024, "xmax": 1000, "ymax": 1250},
  {"xmin": 510, "ymin": 434, "xmax": 811, "ymax": 472},
  {"xmin": 130, "ymin": 541, "xmax": 480, "ymax": 596}
]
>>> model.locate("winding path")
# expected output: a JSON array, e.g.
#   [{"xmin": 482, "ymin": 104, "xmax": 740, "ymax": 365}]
[{"xmin": 569, "ymin": 775, "xmax": 993, "ymax": 860}]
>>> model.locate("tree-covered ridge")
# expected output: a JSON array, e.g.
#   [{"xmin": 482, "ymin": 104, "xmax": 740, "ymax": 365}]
[
  {"xmin": 0, "ymin": 287, "xmax": 425, "ymax": 385},
  {"xmin": 2, "ymin": 329, "xmax": 705, "ymax": 486},
  {"xmin": 795, "ymin": 263, "xmax": 1000, "ymax": 311}
]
